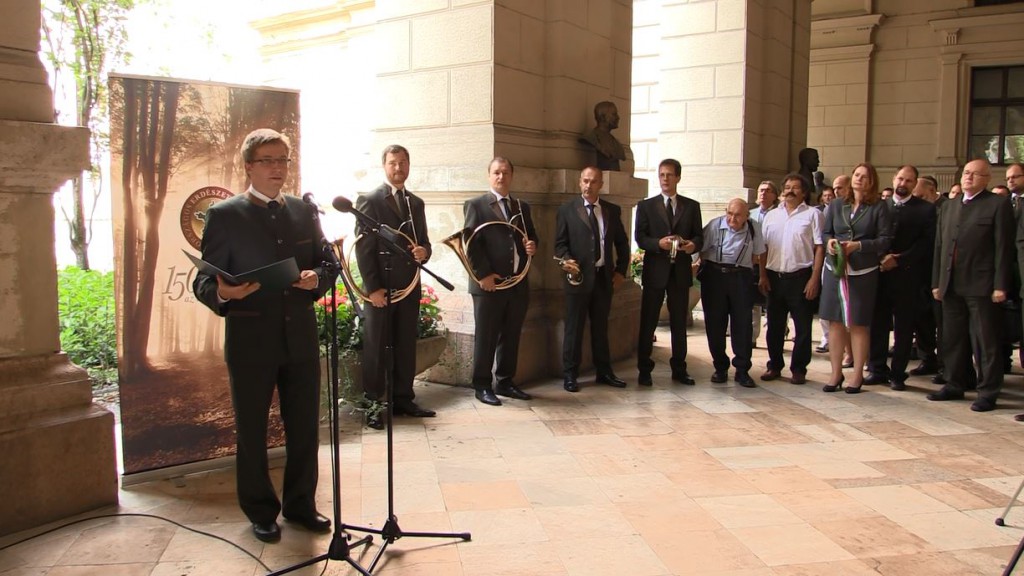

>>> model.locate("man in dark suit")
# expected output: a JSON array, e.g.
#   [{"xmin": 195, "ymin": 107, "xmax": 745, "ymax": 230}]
[
  {"xmin": 866, "ymin": 165, "xmax": 936, "ymax": 390},
  {"xmin": 554, "ymin": 166, "xmax": 630, "ymax": 392},
  {"xmin": 354, "ymin": 145, "xmax": 434, "ymax": 430},
  {"xmin": 464, "ymin": 157, "xmax": 539, "ymax": 406},
  {"xmin": 635, "ymin": 158, "xmax": 703, "ymax": 386},
  {"xmin": 193, "ymin": 129, "xmax": 336, "ymax": 543},
  {"xmin": 930, "ymin": 158, "xmax": 1015, "ymax": 412}
]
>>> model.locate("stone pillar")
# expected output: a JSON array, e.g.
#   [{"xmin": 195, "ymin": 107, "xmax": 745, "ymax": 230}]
[
  {"xmin": 633, "ymin": 0, "xmax": 812, "ymax": 214},
  {"xmin": 807, "ymin": 11, "xmax": 883, "ymax": 179},
  {"xmin": 0, "ymin": 1, "xmax": 117, "ymax": 536}
]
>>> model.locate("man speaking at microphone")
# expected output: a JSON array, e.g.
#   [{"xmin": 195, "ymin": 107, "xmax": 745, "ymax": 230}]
[
  {"xmin": 354, "ymin": 145, "xmax": 435, "ymax": 429},
  {"xmin": 464, "ymin": 157, "xmax": 539, "ymax": 406},
  {"xmin": 193, "ymin": 128, "xmax": 335, "ymax": 543},
  {"xmin": 554, "ymin": 166, "xmax": 629, "ymax": 392}
]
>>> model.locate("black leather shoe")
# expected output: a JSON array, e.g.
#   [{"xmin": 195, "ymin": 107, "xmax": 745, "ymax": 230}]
[
  {"xmin": 971, "ymin": 397, "xmax": 997, "ymax": 412},
  {"xmin": 710, "ymin": 371, "xmax": 728, "ymax": 383},
  {"xmin": 638, "ymin": 373, "xmax": 653, "ymax": 386},
  {"xmin": 926, "ymin": 387, "xmax": 965, "ymax": 402},
  {"xmin": 735, "ymin": 373, "xmax": 756, "ymax": 388},
  {"xmin": 863, "ymin": 373, "xmax": 890, "ymax": 386},
  {"xmin": 909, "ymin": 362, "xmax": 938, "ymax": 376},
  {"xmin": 496, "ymin": 382, "xmax": 532, "ymax": 400},
  {"xmin": 475, "ymin": 389, "xmax": 502, "ymax": 406},
  {"xmin": 889, "ymin": 379, "xmax": 907, "ymax": 391},
  {"xmin": 564, "ymin": 377, "xmax": 580, "ymax": 393},
  {"xmin": 366, "ymin": 412, "xmax": 385, "ymax": 430},
  {"xmin": 252, "ymin": 521, "xmax": 281, "ymax": 543},
  {"xmin": 596, "ymin": 373, "xmax": 627, "ymax": 388},
  {"xmin": 672, "ymin": 372, "xmax": 696, "ymax": 385},
  {"xmin": 1014, "ymin": 413, "xmax": 1024, "ymax": 422},
  {"xmin": 285, "ymin": 512, "xmax": 331, "ymax": 533},
  {"xmin": 932, "ymin": 372, "xmax": 948, "ymax": 385},
  {"xmin": 392, "ymin": 401, "xmax": 436, "ymax": 418}
]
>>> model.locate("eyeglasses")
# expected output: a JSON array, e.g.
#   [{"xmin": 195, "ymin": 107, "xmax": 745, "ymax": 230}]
[{"xmin": 251, "ymin": 158, "xmax": 292, "ymax": 167}]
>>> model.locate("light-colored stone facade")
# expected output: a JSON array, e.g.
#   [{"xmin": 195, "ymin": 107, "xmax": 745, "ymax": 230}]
[
  {"xmin": 0, "ymin": 0, "xmax": 117, "ymax": 536},
  {"xmin": 809, "ymin": 0, "xmax": 1024, "ymax": 190},
  {"xmin": 632, "ymin": 0, "xmax": 813, "ymax": 216}
]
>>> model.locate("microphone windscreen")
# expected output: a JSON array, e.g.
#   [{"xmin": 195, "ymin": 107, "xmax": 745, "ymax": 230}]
[{"xmin": 332, "ymin": 196, "xmax": 353, "ymax": 212}]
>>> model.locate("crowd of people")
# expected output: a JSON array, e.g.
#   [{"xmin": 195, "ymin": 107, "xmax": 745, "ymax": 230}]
[{"xmin": 193, "ymin": 127, "xmax": 1022, "ymax": 543}]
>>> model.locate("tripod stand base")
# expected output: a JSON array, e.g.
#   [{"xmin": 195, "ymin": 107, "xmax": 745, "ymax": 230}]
[
  {"xmin": 267, "ymin": 531, "xmax": 373, "ymax": 576},
  {"xmin": 345, "ymin": 516, "xmax": 471, "ymax": 572}
]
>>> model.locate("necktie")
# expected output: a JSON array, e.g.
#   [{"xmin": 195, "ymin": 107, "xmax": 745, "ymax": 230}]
[
  {"xmin": 386, "ymin": 190, "xmax": 405, "ymax": 219},
  {"xmin": 500, "ymin": 197, "xmax": 520, "ymax": 271},
  {"xmin": 666, "ymin": 196, "xmax": 674, "ymax": 220},
  {"xmin": 587, "ymin": 203, "xmax": 601, "ymax": 263},
  {"xmin": 500, "ymin": 197, "xmax": 512, "ymax": 222}
]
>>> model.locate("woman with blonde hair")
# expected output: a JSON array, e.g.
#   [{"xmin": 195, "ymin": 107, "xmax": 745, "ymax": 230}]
[{"xmin": 820, "ymin": 163, "xmax": 893, "ymax": 393}]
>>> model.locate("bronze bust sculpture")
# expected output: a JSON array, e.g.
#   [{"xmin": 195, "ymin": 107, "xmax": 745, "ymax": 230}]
[{"xmin": 579, "ymin": 101, "xmax": 627, "ymax": 171}]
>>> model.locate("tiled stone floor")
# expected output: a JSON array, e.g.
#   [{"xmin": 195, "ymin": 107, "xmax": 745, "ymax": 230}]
[{"xmin": 2, "ymin": 323, "xmax": 1024, "ymax": 575}]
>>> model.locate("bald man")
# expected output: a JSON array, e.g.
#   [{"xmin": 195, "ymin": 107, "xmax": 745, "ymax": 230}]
[
  {"xmin": 931, "ymin": 159, "xmax": 1015, "ymax": 412},
  {"xmin": 698, "ymin": 199, "xmax": 766, "ymax": 387}
]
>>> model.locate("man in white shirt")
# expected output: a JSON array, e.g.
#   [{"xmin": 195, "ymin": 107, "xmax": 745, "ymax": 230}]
[{"xmin": 758, "ymin": 173, "xmax": 824, "ymax": 384}]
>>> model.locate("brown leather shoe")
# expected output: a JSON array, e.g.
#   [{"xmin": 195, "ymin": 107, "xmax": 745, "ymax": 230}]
[
  {"xmin": 760, "ymin": 369, "xmax": 781, "ymax": 381},
  {"xmin": 790, "ymin": 371, "xmax": 807, "ymax": 385}
]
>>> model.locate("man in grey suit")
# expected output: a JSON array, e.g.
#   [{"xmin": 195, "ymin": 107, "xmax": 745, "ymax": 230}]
[
  {"xmin": 635, "ymin": 158, "xmax": 704, "ymax": 386},
  {"xmin": 354, "ymin": 145, "xmax": 435, "ymax": 430},
  {"xmin": 554, "ymin": 166, "xmax": 630, "ymax": 392},
  {"xmin": 193, "ymin": 128, "xmax": 335, "ymax": 543},
  {"xmin": 463, "ymin": 157, "xmax": 539, "ymax": 406},
  {"xmin": 930, "ymin": 158, "xmax": 1015, "ymax": 412}
]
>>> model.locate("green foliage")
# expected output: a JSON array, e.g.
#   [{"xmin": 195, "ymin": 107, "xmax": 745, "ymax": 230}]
[
  {"xmin": 315, "ymin": 284, "xmax": 445, "ymax": 354},
  {"xmin": 57, "ymin": 266, "xmax": 118, "ymax": 387}
]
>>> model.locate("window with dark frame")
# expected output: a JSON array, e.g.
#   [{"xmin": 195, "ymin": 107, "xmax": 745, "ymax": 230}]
[
  {"xmin": 975, "ymin": 0, "xmax": 1023, "ymax": 7},
  {"xmin": 968, "ymin": 65, "xmax": 1024, "ymax": 166}
]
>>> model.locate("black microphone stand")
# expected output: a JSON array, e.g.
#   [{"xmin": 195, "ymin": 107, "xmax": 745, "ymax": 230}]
[
  {"xmin": 337, "ymin": 201, "xmax": 469, "ymax": 573},
  {"xmin": 268, "ymin": 200, "xmax": 372, "ymax": 576}
]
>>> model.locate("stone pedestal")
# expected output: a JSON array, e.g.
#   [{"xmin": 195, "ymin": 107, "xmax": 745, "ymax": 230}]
[{"xmin": 0, "ymin": 1, "xmax": 118, "ymax": 535}]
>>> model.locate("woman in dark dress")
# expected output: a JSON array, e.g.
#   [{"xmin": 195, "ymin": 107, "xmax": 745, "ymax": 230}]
[{"xmin": 820, "ymin": 163, "xmax": 893, "ymax": 393}]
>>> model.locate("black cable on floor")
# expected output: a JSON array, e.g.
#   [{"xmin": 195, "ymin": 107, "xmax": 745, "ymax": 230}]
[{"xmin": 0, "ymin": 512, "xmax": 328, "ymax": 573}]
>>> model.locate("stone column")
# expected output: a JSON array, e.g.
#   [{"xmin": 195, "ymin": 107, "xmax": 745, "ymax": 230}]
[
  {"xmin": 807, "ymin": 12, "xmax": 883, "ymax": 179},
  {"xmin": 0, "ymin": 1, "xmax": 117, "ymax": 536},
  {"xmin": 633, "ymin": 0, "xmax": 812, "ymax": 214},
  {"xmin": 372, "ymin": 1, "xmax": 645, "ymax": 383}
]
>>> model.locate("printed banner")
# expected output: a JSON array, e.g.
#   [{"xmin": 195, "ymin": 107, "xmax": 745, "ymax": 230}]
[{"xmin": 110, "ymin": 74, "xmax": 300, "ymax": 475}]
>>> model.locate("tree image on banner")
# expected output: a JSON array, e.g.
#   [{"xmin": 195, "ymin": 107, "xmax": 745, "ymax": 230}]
[{"xmin": 110, "ymin": 75, "xmax": 301, "ymax": 474}]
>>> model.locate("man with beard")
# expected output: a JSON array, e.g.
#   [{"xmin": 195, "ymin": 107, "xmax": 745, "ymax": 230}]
[
  {"xmin": 865, "ymin": 165, "xmax": 936, "ymax": 390},
  {"xmin": 759, "ymin": 173, "xmax": 824, "ymax": 385}
]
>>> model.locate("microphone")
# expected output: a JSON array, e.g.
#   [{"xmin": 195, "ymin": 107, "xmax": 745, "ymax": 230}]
[
  {"xmin": 302, "ymin": 192, "xmax": 324, "ymax": 214},
  {"xmin": 332, "ymin": 195, "xmax": 401, "ymax": 239}
]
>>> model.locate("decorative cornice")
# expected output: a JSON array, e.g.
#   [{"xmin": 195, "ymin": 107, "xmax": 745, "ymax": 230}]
[
  {"xmin": 810, "ymin": 43, "xmax": 874, "ymax": 63},
  {"xmin": 810, "ymin": 13, "xmax": 884, "ymax": 50}
]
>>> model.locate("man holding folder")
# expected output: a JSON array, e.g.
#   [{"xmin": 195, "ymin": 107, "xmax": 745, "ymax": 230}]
[{"xmin": 193, "ymin": 128, "xmax": 336, "ymax": 543}]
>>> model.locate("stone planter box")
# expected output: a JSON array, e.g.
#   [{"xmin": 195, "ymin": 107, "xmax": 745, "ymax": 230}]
[{"xmin": 320, "ymin": 334, "xmax": 448, "ymax": 411}]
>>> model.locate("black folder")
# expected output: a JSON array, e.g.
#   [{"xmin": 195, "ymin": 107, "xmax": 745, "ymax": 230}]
[{"xmin": 184, "ymin": 250, "xmax": 300, "ymax": 292}]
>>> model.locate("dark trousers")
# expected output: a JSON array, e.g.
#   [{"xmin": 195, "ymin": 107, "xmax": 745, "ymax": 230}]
[
  {"xmin": 362, "ymin": 290, "xmax": 419, "ymax": 403},
  {"xmin": 868, "ymin": 274, "xmax": 922, "ymax": 379},
  {"xmin": 563, "ymin": 271, "xmax": 613, "ymax": 378},
  {"xmin": 228, "ymin": 357, "xmax": 320, "ymax": 524},
  {"xmin": 914, "ymin": 290, "xmax": 942, "ymax": 367},
  {"xmin": 941, "ymin": 285, "xmax": 1002, "ymax": 401},
  {"xmin": 701, "ymin": 264, "xmax": 755, "ymax": 373},
  {"xmin": 471, "ymin": 283, "xmax": 529, "ymax": 390},
  {"xmin": 637, "ymin": 274, "xmax": 690, "ymax": 376},
  {"xmin": 765, "ymin": 267, "xmax": 814, "ymax": 373}
]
